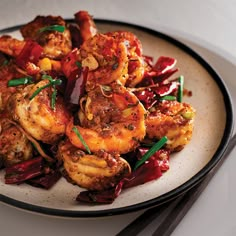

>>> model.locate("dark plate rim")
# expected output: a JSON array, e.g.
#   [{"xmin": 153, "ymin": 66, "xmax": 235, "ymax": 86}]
[{"xmin": 0, "ymin": 19, "xmax": 234, "ymax": 218}]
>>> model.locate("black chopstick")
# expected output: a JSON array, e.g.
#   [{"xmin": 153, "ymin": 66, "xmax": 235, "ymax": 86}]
[
  {"xmin": 152, "ymin": 133, "xmax": 236, "ymax": 236},
  {"xmin": 116, "ymin": 198, "xmax": 178, "ymax": 236},
  {"xmin": 117, "ymin": 133, "xmax": 236, "ymax": 236}
]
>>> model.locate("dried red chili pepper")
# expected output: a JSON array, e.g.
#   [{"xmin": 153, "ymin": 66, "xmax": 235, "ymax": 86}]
[
  {"xmin": 61, "ymin": 48, "xmax": 87, "ymax": 104},
  {"xmin": 152, "ymin": 81, "xmax": 179, "ymax": 97},
  {"xmin": 15, "ymin": 40, "xmax": 43, "ymax": 69},
  {"xmin": 5, "ymin": 157, "xmax": 43, "ymax": 184},
  {"xmin": 133, "ymin": 88, "xmax": 157, "ymax": 109}
]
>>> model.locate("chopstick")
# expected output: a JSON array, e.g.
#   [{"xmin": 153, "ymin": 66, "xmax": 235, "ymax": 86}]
[{"xmin": 117, "ymin": 133, "xmax": 236, "ymax": 236}]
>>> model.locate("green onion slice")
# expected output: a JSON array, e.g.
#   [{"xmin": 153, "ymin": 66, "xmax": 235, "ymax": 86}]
[
  {"xmin": 1, "ymin": 59, "xmax": 9, "ymax": 67},
  {"xmin": 76, "ymin": 61, "xmax": 82, "ymax": 68},
  {"xmin": 7, "ymin": 77, "xmax": 33, "ymax": 87},
  {"xmin": 29, "ymin": 82, "xmax": 52, "ymax": 100},
  {"xmin": 51, "ymin": 86, "xmax": 57, "ymax": 110},
  {"xmin": 29, "ymin": 75, "xmax": 62, "ymax": 109},
  {"xmin": 38, "ymin": 25, "xmax": 65, "ymax": 34},
  {"xmin": 177, "ymin": 75, "xmax": 184, "ymax": 102},
  {"xmin": 72, "ymin": 126, "xmax": 91, "ymax": 154},
  {"xmin": 134, "ymin": 136, "xmax": 168, "ymax": 170},
  {"xmin": 160, "ymin": 95, "xmax": 176, "ymax": 101}
]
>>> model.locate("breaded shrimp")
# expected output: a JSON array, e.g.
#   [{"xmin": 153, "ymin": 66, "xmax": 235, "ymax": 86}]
[
  {"xmin": 0, "ymin": 118, "xmax": 33, "ymax": 167},
  {"xmin": 8, "ymin": 79, "xmax": 71, "ymax": 144},
  {"xmin": 0, "ymin": 35, "xmax": 25, "ymax": 57},
  {"xmin": 106, "ymin": 31, "xmax": 145, "ymax": 87},
  {"xmin": 79, "ymin": 33, "xmax": 129, "ymax": 90},
  {"xmin": 0, "ymin": 60, "xmax": 26, "ymax": 111},
  {"xmin": 145, "ymin": 100, "xmax": 195, "ymax": 151},
  {"xmin": 57, "ymin": 139, "xmax": 131, "ymax": 191},
  {"xmin": 66, "ymin": 82, "xmax": 146, "ymax": 154},
  {"xmin": 20, "ymin": 15, "xmax": 72, "ymax": 59}
]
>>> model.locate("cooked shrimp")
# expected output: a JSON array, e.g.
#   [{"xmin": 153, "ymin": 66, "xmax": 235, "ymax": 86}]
[
  {"xmin": 79, "ymin": 33, "xmax": 129, "ymax": 90},
  {"xmin": 8, "ymin": 79, "xmax": 71, "ymax": 144},
  {"xmin": 57, "ymin": 139, "xmax": 131, "ymax": 190},
  {"xmin": 0, "ymin": 61, "xmax": 26, "ymax": 111},
  {"xmin": 0, "ymin": 35, "xmax": 25, "ymax": 57},
  {"xmin": 74, "ymin": 10, "xmax": 97, "ymax": 42},
  {"xmin": 0, "ymin": 118, "xmax": 33, "ymax": 167},
  {"xmin": 106, "ymin": 31, "xmax": 145, "ymax": 87},
  {"xmin": 145, "ymin": 100, "xmax": 195, "ymax": 152},
  {"xmin": 20, "ymin": 15, "xmax": 72, "ymax": 59},
  {"xmin": 66, "ymin": 82, "xmax": 146, "ymax": 154}
]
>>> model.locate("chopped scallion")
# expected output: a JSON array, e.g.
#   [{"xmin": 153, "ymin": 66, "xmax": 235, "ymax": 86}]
[
  {"xmin": 76, "ymin": 61, "xmax": 82, "ymax": 68},
  {"xmin": 29, "ymin": 83, "xmax": 52, "ymax": 100},
  {"xmin": 134, "ymin": 136, "xmax": 168, "ymax": 170},
  {"xmin": 177, "ymin": 75, "xmax": 184, "ymax": 102},
  {"xmin": 29, "ymin": 75, "xmax": 62, "ymax": 110},
  {"xmin": 38, "ymin": 25, "xmax": 65, "ymax": 34},
  {"xmin": 160, "ymin": 95, "xmax": 176, "ymax": 101},
  {"xmin": 51, "ymin": 86, "xmax": 57, "ymax": 110},
  {"xmin": 72, "ymin": 126, "xmax": 91, "ymax": 154},
  {"xmin": 1, "ymin": 59, "xmax": 9, "ymax": 67},
  {"xmin": 7, "ymin": 77, "xmax": 33, "ymax": 87}
]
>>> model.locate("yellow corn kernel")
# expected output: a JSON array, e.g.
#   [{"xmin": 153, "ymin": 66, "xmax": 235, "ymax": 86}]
[{"xmin": 38, "ymin": 58, "xmax": 52, "ymax": 71}]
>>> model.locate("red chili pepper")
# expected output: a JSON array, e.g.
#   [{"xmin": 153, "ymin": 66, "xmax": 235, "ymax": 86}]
[
  {"xmin": 65, "ymin": 67, "xmax": 88, "ymax": 104},
  {"xmin": 61, "ymin": 48, "xmax": 87, "ymax": 104},
  {"xmin": 68, "ymin": 24, "xmax": 83, "ymax": 49},
  {"xmin": 153, "ymin": 68, "xmax": 179, "ymax": 84},
  {"xmin": 133, "ymin": 88, "xmax": 157, "ymax": 109},
  {"xmin": 5, "ymin": 157, "xmax": 44, "ymax": 184},
  {"xmin": 152, "ymin": 81, "xmax": 179, "ymax": 97},
  {"xmin": 143, "ymin": 55, "xmax": 154, "ymax": 67},
  {"xmin": 144, "ymin": 56, "xmax": 178, "ymax": 84},
  {"xmin": 74, "ymin": 10, "xmax": 97, "ymax": 42},
  {"xmin": 153, "ymin": 56, "xmax": 176, "ymax": 75},
  {"xmin": 27, "ymin": 169, "xmax": 61, "ymax": 189},
  {"xmin": 61, "ymin": 48, "xmax": 79, "ymax": 78},
  {"xmin": 136, "ymin": 147, "xmax": 170, "ymax": 172},
  {"xmin": 15, "ymin": 40, "xmax": 43, "ymax": 69}
]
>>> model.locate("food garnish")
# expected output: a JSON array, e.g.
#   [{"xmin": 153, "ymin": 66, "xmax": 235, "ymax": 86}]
[
  {"xmin": 72, "ymin": 126, "xmax": 91, "ymax": 154},
  {"xmin": 8, "ymin": 76, "xmax": 33, "ymax": 87},
  {"xmin": 38, "ymin": 25, "xmax": 66, "ymax": 34},
  {"xmin": 134, "ymin": 136, "xmax": 168, "ymax": 170}
]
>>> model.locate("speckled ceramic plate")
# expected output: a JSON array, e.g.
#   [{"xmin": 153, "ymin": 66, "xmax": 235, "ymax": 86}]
[{"xmin": 0, "ymin": 20, "xmax": 234, "ymax": 218}]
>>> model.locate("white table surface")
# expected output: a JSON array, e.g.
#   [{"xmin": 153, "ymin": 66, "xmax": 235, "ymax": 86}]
[{"xmin": 0, "ymin": 1, "xmax": 236, "ymax": 235}]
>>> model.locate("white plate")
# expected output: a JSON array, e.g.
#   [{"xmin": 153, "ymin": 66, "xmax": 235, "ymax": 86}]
[{"xmin": 0, "ymin": 20, "xmax": 234, "ymax": 217}]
